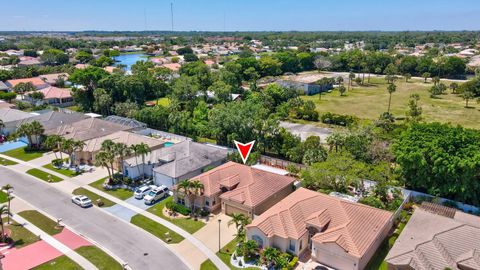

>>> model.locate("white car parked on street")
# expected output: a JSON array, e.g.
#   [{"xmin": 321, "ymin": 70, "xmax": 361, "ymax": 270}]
[
  {"xmin": 134, "ymin": 185, "xmax": 157, "ymax": 199},
  {"xmin": 71, "ymin": 195, "xmax": 93, "ymax": 208},
  {"xmin": 144, "ymin": 186, "xmax": 169, "ymax": 205}
]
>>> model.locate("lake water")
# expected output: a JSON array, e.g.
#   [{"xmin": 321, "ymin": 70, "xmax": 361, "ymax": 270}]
[{"xmin": 114, "ymin": 53, "xmax": 148, "ymax": 71}]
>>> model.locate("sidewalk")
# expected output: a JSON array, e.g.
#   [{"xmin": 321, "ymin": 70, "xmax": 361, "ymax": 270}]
[
  {"xmin": 8, "ymin": 214, "xmax": 97, "ymax": 270},
  {"xmin": 1, "ymin": 153, "xmax": 230, "ymax": 270}
]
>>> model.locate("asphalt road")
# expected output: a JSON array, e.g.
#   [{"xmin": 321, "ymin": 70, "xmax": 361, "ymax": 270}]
[{"xmin": 0, "ymin": 166, "xmax": 190, "ymax": 270}]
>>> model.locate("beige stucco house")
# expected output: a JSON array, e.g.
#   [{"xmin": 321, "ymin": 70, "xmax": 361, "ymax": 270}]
[
  {"xmin": 246, "ymin": 188, "xmax": 393, "ymax": 270},
  {"xmin": 76, "ymin": 131, "xmax": 166, "ymax": 167},
  {"xmin": 173, "ymin": 161, "xmax": 296, "ymax": 218}
]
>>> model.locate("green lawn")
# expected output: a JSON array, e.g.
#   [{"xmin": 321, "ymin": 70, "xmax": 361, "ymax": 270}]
[
  {"xmin": 18, "ymin": 210, "xmax": 63, "ymax": 236},
  {"xmin": 76, "ymin": 246, "xmax": 123, "ymax": 270},
  {"xmin": 130, "ymin": 214, "xmax": 184, "ymax": 244},
  {"xmin": 217, "ymin": 239, "xmax": 258, "ymax": 270},
  {"xmin": 0, "ymin": 192, "xmax": 8, "ymax": 203},
  {"xmin": 89, "ymin": 178, "xmax": 133, "ymax": 200},
  {"xmin": 200, "ymin": 259, "xmax": 219, "ymax": 270},
  {"xmin": 0, "ymin": 157, "xmax": 18, "ymax": 166},
  {"xmin": 301, "ymin": 77, "xmax": 480, "ymax": 129},
  {"xmin": 26, "ymin": 168, "xmax": 63, "ymax": 183},
  {"xmin": 1, "ymin": 147, "xmax": 46, "ymax": 161},
  {"xmin": 365, "ymin": 210, "xmax": 412, "ymax": 270},
  {"xmin": 43, "ymin": 164, "xmax": 82, "ymax": 178},
  {"xmin": 72, "ymin": 188, "xmax": 115, "ymax": 207},
  {"xmin": 32, "ymin": 255, "xmax": 82, "ymax": 270},
  {"xmin": 147, "ymin": 196, "xmax": 206, "ymax": 234},
  {"xmin": 198, "ymin": 137, "xmax": 217, "ymax": 144},
  {"xmin": 4, "ymin": 218, "xmax": 39, "ymax": 248},
  {"xmin": 146, "ymin": 97, "xmax": 171, "ymax": 107}
]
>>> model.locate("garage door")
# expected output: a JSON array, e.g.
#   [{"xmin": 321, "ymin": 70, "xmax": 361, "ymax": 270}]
[{"xmin": 224, "ymin": 204, "xmax": 249, "ymax": 216}]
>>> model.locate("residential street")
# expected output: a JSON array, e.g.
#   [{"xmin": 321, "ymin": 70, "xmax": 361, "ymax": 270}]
[{"xmin": 0, "ymin": 166, "xmax": 191, "ymax": 270}]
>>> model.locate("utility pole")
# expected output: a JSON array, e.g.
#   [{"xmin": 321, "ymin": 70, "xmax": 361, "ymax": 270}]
[{"xmin": 170, "ymin": 2, "xmax": 174, "ymax": 32}]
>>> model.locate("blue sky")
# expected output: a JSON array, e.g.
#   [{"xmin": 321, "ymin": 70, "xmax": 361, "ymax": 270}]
[{"xmin": 1, "ymin": 0, "xmax": 479, "ymax": 31}]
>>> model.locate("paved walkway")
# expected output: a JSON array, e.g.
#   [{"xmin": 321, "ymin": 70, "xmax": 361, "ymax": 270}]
[
  {"xmin": 5, "ymin": 214, "xmax": 97, "ymax": 270},
  {"xmin": 0, "ymin": 153, "xmax": 230, "ymax": 270}
]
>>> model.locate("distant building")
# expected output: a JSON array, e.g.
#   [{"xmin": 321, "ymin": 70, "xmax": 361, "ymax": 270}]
[
  {"xmin": 277, "ymin": 80, "xmax": 333, "ymax": 95},
  {"xmin": 5, "ymin": 77, "xmax": 50, "ymax": 91}
]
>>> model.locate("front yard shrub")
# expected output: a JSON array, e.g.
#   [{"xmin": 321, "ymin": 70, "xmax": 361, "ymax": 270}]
[
  {"xmin": 51, "ymin": 158, "xmax": 63, "ymax": 168},
  {"xmin": 321, "ymin": 112, "xmax": 358, "ymax": 126}
]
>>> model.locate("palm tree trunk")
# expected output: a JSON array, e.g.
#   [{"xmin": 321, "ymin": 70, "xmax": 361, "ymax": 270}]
[
  {"xmin": 141, "ymin": 155, "xmax": 146, "ymax": 180},
  {"xmin": 0, "ymin": 220, "xmax": 5, "ymax": 242},
  {"xmin": 135, "ymin": 156, "xmax": 141, "ymax": 180},
  {"xmin": 387, "ymin": 94, "xmax": 392, "ymax": 113}
]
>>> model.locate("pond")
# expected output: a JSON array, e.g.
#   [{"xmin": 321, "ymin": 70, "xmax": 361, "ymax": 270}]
[{"xmin": 114, "ymin": 53, "xmax": 148, "ymax": 71}]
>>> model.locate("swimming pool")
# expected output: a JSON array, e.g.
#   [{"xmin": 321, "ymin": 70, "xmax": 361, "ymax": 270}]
[
  {"xmin": 164, "ymin": 142, "xmax": 174, "ymax": 147},
  {"xmin": 0, "ymin": 141, "xmax": 28, "ymax": 153}
]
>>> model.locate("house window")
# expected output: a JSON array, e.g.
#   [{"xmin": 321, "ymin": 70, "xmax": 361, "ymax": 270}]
[
  {"xmin": 177, "ymin": 198, "xmax": 185, "ymax": 205},
  {"xmin": 205, "ymin": 199, "xmax": 209, "ymax": 206},
  {"xmin": 288, "ymin": 239, "xmax": 295, "ymax": 252},
  {"xmin": 299, "ymin": 239, "xmax": 302, "ymax": 250}
]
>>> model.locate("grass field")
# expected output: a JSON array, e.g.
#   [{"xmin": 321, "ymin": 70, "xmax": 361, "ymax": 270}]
[
  {"xmin": 302, "ymin": 77, "xmax": 480, "ymax": 129},
  {"xmin": 89, "ymin": 178, "xmax": 133, "ymax": 200},
  {"xmin": 147, "ymin": 97, "xmax": 171, "ymax": 107},
  {"xmin": 26, "ymin": 168, "xmax": 63, "ymax": 183},
  {"xmin": 72, "ymin": 188, "xmax": 115, "ymax": 207},
  {"xmin": 43, "ymin": 164, "xmax": 82, "ymax": 178},
  {"xmin": 2, "ymin": 147, "xmax": 45, "ymax": 161},
  {"xmin": 76, "ymin": 246, "xmax": 123, "ymax": 270},
  {"xmin": 146, "ymin": 196, "xmax": 206, "ymax": 234},
  {"xmin": 18, "ymin": 210, "xmax": 63, "ymax": 236},
  {"xmin": 130, "ymin": 214, "xmax": 184, "ymax": 244},
  {"xmin": 4, "ymin": 218, "xmax": 39, "ymax": 248},
  {"xmin": 32, "ymin": 255, "xmax": 82, "ymax": 270},
  {"xmin": 0, "ymin": 192, "xmax": 8, "ymax": 203}
]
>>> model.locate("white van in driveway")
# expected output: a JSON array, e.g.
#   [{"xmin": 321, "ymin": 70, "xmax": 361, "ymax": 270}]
[
  {"xmin": 134, "ymin": 185, "xmax": 157, "ymax": 199},
  {"xmin": 144, "ymin": 186, "xmax": 169, "ymax": 205}
]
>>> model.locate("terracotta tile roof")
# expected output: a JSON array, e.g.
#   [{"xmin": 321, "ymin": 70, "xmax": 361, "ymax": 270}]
[
  {"xmin": 162, "ymin": 63, "xmax": 181, "ymax": 71},
  {"xmin": 6, "ymin": 77, "xmax": 49, "ymax": 89},
  {"xmin": 386, "ymin": 208, "xmax": 480, "ymax": 270},
  {"xmin": 37, "ymin": 86, "xmax": 72, "ymax": 100},
  {"xmin": 192, "ymin": 161, "xmax": 295, "ymax": 208},
  {"xmin": 247, "ymin": 188, "xmax": 392, "ymax": 258},
  {"xmin": 420, "ymin": 201, "xmax": 457, "ymax": 218}
]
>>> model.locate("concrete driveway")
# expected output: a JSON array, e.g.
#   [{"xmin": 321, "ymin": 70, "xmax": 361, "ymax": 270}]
[{"xmin": 0, "ymin": 166, "xmax": 190, "ymax": 270}]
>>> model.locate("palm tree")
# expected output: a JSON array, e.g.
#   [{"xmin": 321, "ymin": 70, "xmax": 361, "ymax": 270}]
[
  {"xmin": 62, "ymin": 139, "xmax": 75, "ymax": 166},
  {"xmin": 335, "ymin": 76, "xmax": 344, "ymax": 85},
  {"xmin": 2, "ymin": 184, "xmax": 13, "ymax": 224},
  {"xmin": 228, "ymin": 213, "xmax": 251, "ymax": 242},
  {"xmin": 348, "ymin": 72, "xmax": 355, "ymax": 91},
  {"xmin": 0, "ymin": 205, "xmax": 11, "ymax": 242},
  {"xmin": 261, "ymin": 247, "xmax": 280, "ymax": 267},
  {"xmin": 114, "ymin": 143, "xmax": 132, "ymax": 176},
  {"xmin": 449, "ymin": 82, "xmax": 459, "ymax": 94},
  {"xmin": 422, "ymin": 72, "xmax": 431, "ymax": 83},
  {"xmin": 177, "ymin": 180, "xmax": 204, "ymax": 214},
  {"xmin": 71, "ymin": 140, "xmax": 85, "ymax": 166},
  {"xmin": 95, "ymin": 151, "xmax": 114, "ymax": 185},
  {"xmin": 387, "ymin": 83, "xmax": 396, "ymax": 114},
  {"xmin": 432, "ymin": 76, "xmax": 440, "ymax": 86},
  {"xmin": 13, "ymin": 82, "xmax": 36, "ymax": 100},
  {"xmin": 132, "ymin": 143, "xmax": 151, "ymax": 180},
  {"xmin": 43, "ymin": 135, "xmax": 64, "ymax": 160},
  {"xmin": 30, "ymin": 121, "xmax": 44, "ymax": 148}
]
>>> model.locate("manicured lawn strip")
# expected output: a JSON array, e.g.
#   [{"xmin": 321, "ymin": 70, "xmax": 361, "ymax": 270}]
[
  {"xmin": 18, "ymin": 210, "xmax": 63, "ymax": 236},
  {"xmin": 147, "ymin": 196, "xmax": 206, "ymax": 234},
  {"xmin": 43, "ymin": 163, "xmax": 82, "ymax": 177},
  {"xmin": 31, "ymin": 255, "xmax": 82, "ymax": 270},
  {"xmin": 200, "ymin": 259, "xmax": 219, "ymax": 270},
  {"xmin": 0, "ymin": 158, "xmax": 18, "ymax": 166},
  {"xmin": 2, "ymin": 147, "xmax": 46, "ymax": 161},
  {"xmin": 89, "ymin": 178, "xmax": 134, "ymax": 200},
  {"xmin": 76, "ymin": 246, "xmax": 123, "ymax": 270},
  {"xmin": 4, "ymin": 218, "xmax": 39, "ymax": 248},
  {"xmin": 26, "ymin": 168, "xmax": 63, "ymax": 182},
  {"xmin": 72, "ymin": 188, "xmax": 115, "ymax": 207},
  {"xmin": 130, "ymin": 214, "xmax": 184, "ymax": 244},
  {"xmin": 217, "ymin": 239, "xmax": 258, "ymax": 270},
  {"xmin": 365, "ymin": 210, "xmax": 411, "ymax": 270}
]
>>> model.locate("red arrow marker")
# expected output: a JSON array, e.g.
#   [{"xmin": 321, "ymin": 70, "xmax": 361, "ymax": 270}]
[{"xmin": 234, "ymin": 140, "xmax": 255, "ymax": 164}]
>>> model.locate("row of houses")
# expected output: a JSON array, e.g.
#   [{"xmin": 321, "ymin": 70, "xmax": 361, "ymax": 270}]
[
  {"xmin": 2, "ymin": 108, "xmax": 479, "ymax": 270},
  {"xmin": 0, "ymin": 73, "xmax": 73, "ymax": 107}
]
